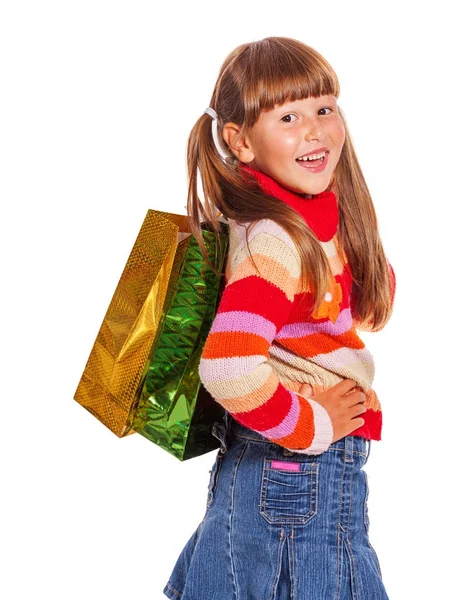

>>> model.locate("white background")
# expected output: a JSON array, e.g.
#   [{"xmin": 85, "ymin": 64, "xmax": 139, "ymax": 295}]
[{"xmin": 1, "ymin": 1, "xmax": 474, "ymax": 598}]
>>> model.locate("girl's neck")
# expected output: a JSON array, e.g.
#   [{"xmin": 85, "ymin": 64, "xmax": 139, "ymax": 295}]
[
  {"xmin": 239, "ymin": 163, "xmax": 334, "ymax": 201},
  {"xmin": 239, "ymin": 163, "xmax": 339, "ymax": 243}
]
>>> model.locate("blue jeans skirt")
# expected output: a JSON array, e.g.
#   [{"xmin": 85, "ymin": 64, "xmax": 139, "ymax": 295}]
[{"xmin": 163, "ymin": 411, "xmax": 389, "ymax": 600}]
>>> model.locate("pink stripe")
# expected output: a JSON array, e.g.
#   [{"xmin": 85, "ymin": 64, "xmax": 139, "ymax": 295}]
[
  {"xmin": 270, "ymin": 460, "xmax": 301, "ymax": 471},
  {"xmin": 258, "ymin": 391, "xmax": 301, "ymax": 438},
  {"xmin": 278, "ymin": 308, "xmax": 352, "ymax": 338},
  {"xmin": 210, "ymin": 311, "xmax": 276, "ymax": 342}
]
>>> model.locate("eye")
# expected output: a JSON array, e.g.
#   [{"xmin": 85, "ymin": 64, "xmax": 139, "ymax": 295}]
[
  {"xmin": 281, "ymin": 113, "xmax": 297, "ymax": 123},
  {"xmin": 319, "ymin": 107, "xmax": 333, "ymax": 115}
]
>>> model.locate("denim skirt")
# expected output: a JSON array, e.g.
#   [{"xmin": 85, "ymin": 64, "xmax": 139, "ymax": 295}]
[{"xmin": 163, "ymin": 411, "xmax": 389, "ymax": 600}]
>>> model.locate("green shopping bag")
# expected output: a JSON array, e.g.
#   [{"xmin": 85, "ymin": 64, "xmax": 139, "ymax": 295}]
[{"xmin": 130, "ymin": 216, "xmax": 229, "ymax": 461}]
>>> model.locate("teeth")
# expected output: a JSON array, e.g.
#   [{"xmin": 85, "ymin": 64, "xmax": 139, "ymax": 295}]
[{"xmin": 297, "ymin": 151, "xmax": 327, "ymax": 161}]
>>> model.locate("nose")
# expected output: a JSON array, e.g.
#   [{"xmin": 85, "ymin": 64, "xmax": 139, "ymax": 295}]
[{"xmin": 304, "ymin": 115, "xmax": 326, "ymax": 142}]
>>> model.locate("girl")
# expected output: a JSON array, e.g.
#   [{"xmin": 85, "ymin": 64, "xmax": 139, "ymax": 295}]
[{"xmin": 163, "ymin": 36, "xmax": 396, "ymax": 600}]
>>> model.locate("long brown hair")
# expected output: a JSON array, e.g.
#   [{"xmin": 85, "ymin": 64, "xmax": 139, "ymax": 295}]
[{"xmin": 186, "ymin": 36, "xmax": 395, "ymax": 332}]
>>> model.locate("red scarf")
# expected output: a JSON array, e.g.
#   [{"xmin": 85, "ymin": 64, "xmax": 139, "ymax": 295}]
[{"xmin": 239, "ymin": 163, "xmax": 339, "ymax": 242}]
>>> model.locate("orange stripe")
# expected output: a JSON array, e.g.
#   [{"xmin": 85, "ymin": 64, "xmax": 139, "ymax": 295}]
[
  {"xmin": 201, "ymin": 331, "xmax": 270, "ymax": 359},
  {"xmin": 283, "ymin": 329, "xmax": 366, "ymax": 355},
  {"xmin": 269, "ymin": 395, "xmax": 315, "ymax": 449}
]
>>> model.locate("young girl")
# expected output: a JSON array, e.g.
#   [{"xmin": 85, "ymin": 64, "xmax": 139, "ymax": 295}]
[{"xmin": 163, "ymin": 36, "xmax": 396, "ymax": 600}]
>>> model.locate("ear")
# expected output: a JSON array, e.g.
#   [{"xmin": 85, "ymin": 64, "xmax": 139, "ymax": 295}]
[{"xmin": 221, "ymin": 122, "xmax": 255, "ymax": 163}]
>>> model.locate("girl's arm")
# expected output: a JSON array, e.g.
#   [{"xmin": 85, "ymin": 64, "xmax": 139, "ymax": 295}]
[{"xmin": 198, "ymin": 220, "xmax": 333, "ymax": 455}]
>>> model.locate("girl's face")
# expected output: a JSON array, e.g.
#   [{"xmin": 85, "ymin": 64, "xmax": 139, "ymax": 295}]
[{"xmin": 236, "ymin": 95, "xmax": 345, "ymax": 197}]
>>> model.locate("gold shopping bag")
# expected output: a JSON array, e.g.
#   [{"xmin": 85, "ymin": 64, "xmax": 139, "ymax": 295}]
[{"xmin": 73, "ymin": 209, "xmax": 228, "ymax": 443}]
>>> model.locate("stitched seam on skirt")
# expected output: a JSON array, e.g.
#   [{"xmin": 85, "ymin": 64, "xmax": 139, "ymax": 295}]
[
  {"xmin": 345, "ymin": 468, "xmax": 359, "ymax": 600},
  {"xmin": 291, "ymin": 525, "xmax": 296, "ymax": 600},
  {"xmin": 345, "ymin": 535, "xmax": 359, "ymax": 600},
  {"xmin": 233, "ymin": 434, "xmax": 367, "ymax": 457},
  {"xmin": 228, "ymin": 439, "xmax": 249, "ymax": 599},
  {"xmin": 335, "ymin": 464, "xmax": 347, "ymax": 600},
  {"xmin": 269, "ymin": 529, "xmax": 286, "ymax": 600},
  {"xmin": 363, "ymin": 470, "xmax": 369, "ymax": 534},
  {"xmin": 164, "ymin": 583, "xmax": 182, "ymax": 598}
]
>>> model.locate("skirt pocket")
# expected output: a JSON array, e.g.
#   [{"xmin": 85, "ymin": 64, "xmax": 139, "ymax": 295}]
[{"xmin": 259, "ymin": 457, "xmax": 319, "ymax": 525}]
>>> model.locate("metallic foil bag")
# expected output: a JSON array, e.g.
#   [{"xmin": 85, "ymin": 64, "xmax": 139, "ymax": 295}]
[
  {"xmin": 132, "ymin": 219, "xmax": 229, "ymax": 461},
  {"xmin": 74, "ymin": 209, "xmax": 229, "ymax": 460}
]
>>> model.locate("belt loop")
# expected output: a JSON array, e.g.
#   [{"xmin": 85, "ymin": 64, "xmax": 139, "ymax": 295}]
[
  {"xmin": 223, "ymin": 410, "xmax": 230, "ymax": 431},
  {"xmin": 211, "ymin": 411, "xmax": 231, "ymax": 454},
  {"xmin": 344, "ymin": 434, "xmax": 354, "ymax": 463}
]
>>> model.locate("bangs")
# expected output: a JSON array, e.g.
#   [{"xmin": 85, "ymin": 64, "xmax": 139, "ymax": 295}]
[{"xmin": 240, "ymin": 38, "xmax": 340, "ymax": 126}]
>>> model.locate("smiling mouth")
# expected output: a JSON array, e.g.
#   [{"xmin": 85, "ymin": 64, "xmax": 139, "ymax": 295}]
[
  {"xmin": 295, "ymin": 151, "xmax": 329, "ymax": 171},
  {"xmin": 296, "ymin": 151, "xmax": 328, "ymax": 163}
]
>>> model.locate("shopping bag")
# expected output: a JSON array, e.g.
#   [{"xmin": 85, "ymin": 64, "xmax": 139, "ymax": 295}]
[
  {"xmin": 132, "ymin": 218, "xmax": 229, "ymax": 461},
  {"xmin": 73, "ymin": 209, "xmax": 228, "ymax": 459}
]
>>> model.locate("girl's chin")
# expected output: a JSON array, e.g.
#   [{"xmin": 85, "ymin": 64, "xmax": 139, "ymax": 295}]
[
  {"xmin": 286, "ymin": 175, "xmax": 331, "ymax": 197},
  {"xmin": 291, "ymin": 185, "xmax": 329, "ymax": 197},
  {"xmin": 268, "ymin": 171, "xmax": 330, "ymax": 197}
]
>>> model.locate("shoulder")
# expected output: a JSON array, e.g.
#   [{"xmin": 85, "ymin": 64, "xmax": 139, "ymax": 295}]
[
  {"xmin": 226, "ymin": 218, "xmax": 301, "ymax": 284},
  {"xmin": 229, "ymin": 218, "xmax": 299, "ymax": 260}
]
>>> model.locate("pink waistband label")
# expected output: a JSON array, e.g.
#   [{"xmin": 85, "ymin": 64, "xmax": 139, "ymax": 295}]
[{"xmin": 270, "ymin": 460, "xmax": 301, "ymax": 471}]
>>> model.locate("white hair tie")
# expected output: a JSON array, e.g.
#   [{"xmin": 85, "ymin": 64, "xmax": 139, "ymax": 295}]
[{"xmin": 204, "ymin": 107, "xmax": 234, "ymax": 162}]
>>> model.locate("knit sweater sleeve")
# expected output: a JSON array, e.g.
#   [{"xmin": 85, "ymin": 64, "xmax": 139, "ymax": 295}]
[{"xmin": 198, "ymin": 220, "xmax": 334, "ymax": 455}]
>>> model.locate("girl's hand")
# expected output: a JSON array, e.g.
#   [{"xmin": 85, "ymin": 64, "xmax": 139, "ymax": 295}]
[{"xmin": 298, "ymin": 380, "xmax": 367, "ymax": 444}]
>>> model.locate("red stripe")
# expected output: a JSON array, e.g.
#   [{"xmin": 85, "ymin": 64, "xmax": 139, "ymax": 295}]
[
  {"xmin": 231, "ymin": 384, "xmax": 293, "ymax": 431},
  {"xmin": 218, "ymin": 276, "xmax": 293, "ymax": 330},
  {"xmin": 350, "ymin": 408, "xmax": 382, "ymax": 440}
]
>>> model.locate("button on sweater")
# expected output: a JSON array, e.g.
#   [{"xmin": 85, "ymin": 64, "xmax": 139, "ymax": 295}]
[{"xmin": 198, "ymin": 164, "xmax": 396, "ymax": 455}]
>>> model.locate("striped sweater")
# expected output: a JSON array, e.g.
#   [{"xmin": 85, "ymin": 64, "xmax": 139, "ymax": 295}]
[{"xmin": 198, "ymin": 165, "xmax": 396, "ymax": 455}]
